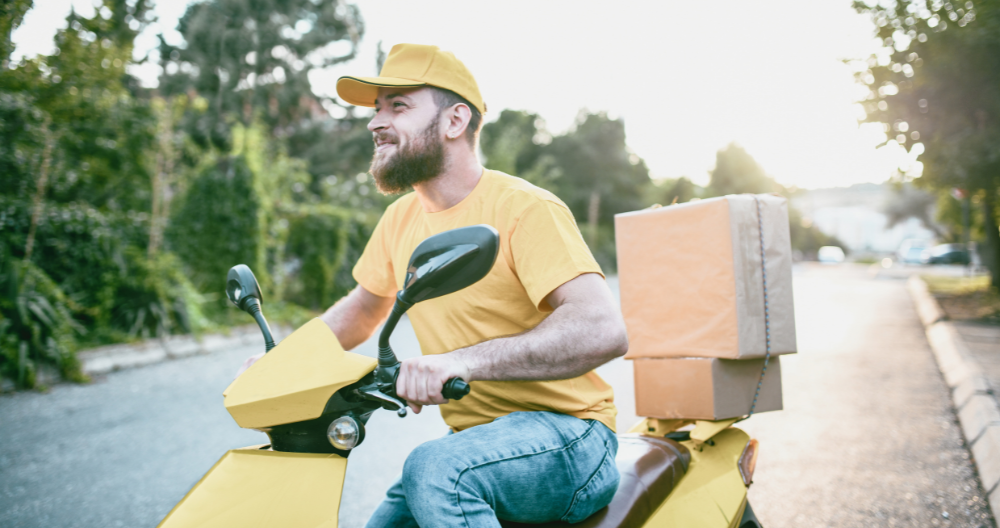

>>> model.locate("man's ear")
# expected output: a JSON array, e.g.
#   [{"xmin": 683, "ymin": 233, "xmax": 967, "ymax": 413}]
[{"xmin": 444, "ymin": 104, "xmax": 472, "ymax": 141}]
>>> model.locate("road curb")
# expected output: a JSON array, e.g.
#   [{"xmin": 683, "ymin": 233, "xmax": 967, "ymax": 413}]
[
  {"xmin": 1, "ymin": 324, "xmax": 293, "ymax": 392},
  {"xmin": 77, "ymin": 324, "xmax": 293, "ymax": 376},
  {"xmin": 908, "ymin": 276, "xmax": 1000, "ymax": 517}
]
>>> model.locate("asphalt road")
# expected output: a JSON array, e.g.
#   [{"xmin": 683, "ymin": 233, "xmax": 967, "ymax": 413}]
[
  {"xmin": 0, "ymin": 264, "xmax": 993, "ymax": 527},
  {"xmin": 744, "ymin": 263, "xmax": 993, "ymax": 528}
]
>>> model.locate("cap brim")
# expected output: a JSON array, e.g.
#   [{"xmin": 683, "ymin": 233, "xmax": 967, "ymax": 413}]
[{"xmin": 336, "ymin": 76, "xmax": 427, "ymax": 108}]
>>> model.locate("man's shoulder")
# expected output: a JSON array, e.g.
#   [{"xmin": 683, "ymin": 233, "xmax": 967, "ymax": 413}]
[{"xmin": 485, "ymin": 170, "xmax": 567, "ymax": 212}]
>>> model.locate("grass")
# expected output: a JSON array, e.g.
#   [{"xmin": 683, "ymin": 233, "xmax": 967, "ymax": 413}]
[{"xmin": 923, "ymin": 275, "xmax": 1000, "ymax": 324}]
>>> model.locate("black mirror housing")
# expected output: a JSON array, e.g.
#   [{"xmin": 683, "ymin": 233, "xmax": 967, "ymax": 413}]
[
  {"xmin": 375, "ymin": 224, "xmax": 500, "ymax": 376},
  {"xmin": 227, "ymin": 264, "xmax": 263, "ymax": 312},
  {"xmin": 226, "ymin": 264, "xmax": 276, "ymax": 352},
  {"xmin": 399, "ymin": 225, "xmax": 500, "ymax": 306}
]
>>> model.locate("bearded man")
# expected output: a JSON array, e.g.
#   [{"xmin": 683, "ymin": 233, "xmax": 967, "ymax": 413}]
[{"xmin": 298, "ymin": 44, "xmax": 629, "ymax": 527}]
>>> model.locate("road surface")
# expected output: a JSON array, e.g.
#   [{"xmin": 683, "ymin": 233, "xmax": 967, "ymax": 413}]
[{"xmin": 0, "ymin": 264, "xmax": 993, "ymax": 527}]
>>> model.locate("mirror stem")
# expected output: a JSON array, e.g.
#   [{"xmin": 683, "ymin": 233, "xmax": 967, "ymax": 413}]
[
  {"xmin": 377, "ymin": 297, "xmax": 411, "ymax": 368},
  {"xmin": 243, "ymin": 297, "xmax": 276, "ymax": 352}
]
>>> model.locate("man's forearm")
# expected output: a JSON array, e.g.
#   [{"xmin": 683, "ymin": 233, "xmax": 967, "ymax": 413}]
[
  {"xmin": 321, "ymin": 286, "xmax": 393, "ymax": 351},
  {"xmin": 452, "ymin": 301, "xmax": 628, "ymax": 382}
]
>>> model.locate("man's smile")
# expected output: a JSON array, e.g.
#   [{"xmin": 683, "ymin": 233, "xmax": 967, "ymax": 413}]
[{"xmin": 375, "ymin": 136, "xmax": 397, "ymax": 153}]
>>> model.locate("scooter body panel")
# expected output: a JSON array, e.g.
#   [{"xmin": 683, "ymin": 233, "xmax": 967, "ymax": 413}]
[
  {"xmin": 641, "ymin": 427, "xmax": 750, "ymax": 528},
  {"xmin": 223, "ymin": 318, "xmax": 377, "ymax": 429},
  {"xmin": 158, "ymin": 446, "xmax": 347, "ymax": 528}
]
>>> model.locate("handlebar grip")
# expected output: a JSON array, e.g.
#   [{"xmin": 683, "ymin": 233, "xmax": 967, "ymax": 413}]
[{"xmin": 442, "ymin": 378, "xmax": 471, "ymax": 400}]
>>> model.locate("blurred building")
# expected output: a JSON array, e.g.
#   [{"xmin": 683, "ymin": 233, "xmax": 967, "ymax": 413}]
[{"xmin": 792, "ymin": 183, "xmax": 938, "ymax": 254}]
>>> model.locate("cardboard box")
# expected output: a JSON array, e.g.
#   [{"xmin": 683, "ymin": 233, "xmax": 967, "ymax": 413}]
[
  {"xmin": 616, "ymin": 194, "xmax": 796, "ymax": 360},
  {"xmin": 633, "ymin": 356, "xmax": 782, "ymax": 420}
]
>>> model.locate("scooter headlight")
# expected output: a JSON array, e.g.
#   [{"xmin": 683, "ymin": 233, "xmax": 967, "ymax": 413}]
[
  {"xmin": 738, "ymin": 439, "xmax": 759, "ymax": 486},
  {"xmin": 327, "ymin": 416, "xmax": 363, "ymax": 450}
]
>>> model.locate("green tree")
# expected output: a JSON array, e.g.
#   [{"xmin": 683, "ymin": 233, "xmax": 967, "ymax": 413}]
[
  {"xmin": 853, "ymin": 0, "xmax": 1000, "ymax": 286},
  {"xmin": 0, "ymin": 0, "xmax": 31, "ymax": 69},
  {"xmin": 167, "ymin": 155, "xmax": 269, "ymax": 293},
  {"xmin": 707, "ymin": 143, "xmax": 785, "ymax": 196},
  {"xmin": 702, "ymin": 143, "xmax": 844, "ymax": 256},
  {"xmin": 291, "ymin": 115, "xmax": 388, "ymax": 211},
  {"xmin": 545, "ymin": 113, "xmax": 651, "ymax": 242},
  {"xmin": 883, "ymin": 183, "xmax": 948, "ymax": 238},
  {"xmin": 0, "ymin": 0, "xmax": 157, "ymax": 211},
  {"xmin": 0, "ymin": 1, "xmax": 214, "ymax": 387},
  {"xmin": 481, "ymin": 110, "xmax": 650, "ymax": 270},
  {"xmin": 480, "ymin": 109, "xmax": 547, "ymax": 176},
  {"xmin": 654, "ymin": 176, "xmax": 700, "ymax": 206},
  {"xmin": 157, "ymin": 0, "xmax": 363, "ymax": 147}
]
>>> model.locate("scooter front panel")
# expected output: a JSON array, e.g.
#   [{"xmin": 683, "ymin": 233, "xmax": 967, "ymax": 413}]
[
  {"xmin": 158, "ymin": 446, "xmax": 347, "ymax": 528},
  {"xmin": 224, "ymin": 318, "xmax": 377, "ymax": 429}
]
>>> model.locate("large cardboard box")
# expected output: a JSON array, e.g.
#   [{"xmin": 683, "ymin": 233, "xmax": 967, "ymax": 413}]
[
  {"xmin": 615, "ymin": 194, "xmax": 796, "ymax": 360},
  {"xmin": 633, "ymin": 357, "xmax": 782, "ymax": 420}
]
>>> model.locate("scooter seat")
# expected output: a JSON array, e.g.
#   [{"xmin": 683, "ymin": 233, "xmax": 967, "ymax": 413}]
[{"xmin": 500, "ymin": 434, "xmax": 690, "ymax": 528}]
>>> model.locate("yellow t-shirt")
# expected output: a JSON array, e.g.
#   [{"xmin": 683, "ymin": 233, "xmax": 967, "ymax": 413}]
[{"xmin": 352, "ymin": 170, "xmax": 617, "ymax": 432}]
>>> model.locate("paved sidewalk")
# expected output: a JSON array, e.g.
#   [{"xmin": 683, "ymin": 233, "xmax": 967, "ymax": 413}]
[
  {"xmin": 957, "ymin": 323, "xmax": 1000, "ymax": 389},
  {"xmin": 910, "ymin": 276, "xmax": 1000, "ymax": 524}
]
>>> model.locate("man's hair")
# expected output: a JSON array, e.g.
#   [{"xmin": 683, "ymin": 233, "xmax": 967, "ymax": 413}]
[{"xmin": 429, "ymin": 86, "xmax": 482, "ymax": 148}]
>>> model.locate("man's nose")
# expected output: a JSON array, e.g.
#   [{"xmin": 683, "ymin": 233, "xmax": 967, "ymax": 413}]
[{"xmin": 368, "ymin": 110, "xmax": 387, "ymax": 133}]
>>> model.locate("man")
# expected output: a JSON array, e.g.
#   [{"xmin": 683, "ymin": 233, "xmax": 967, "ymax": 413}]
[{"xmin": 324, "ymin": 44, "xmax": 630, "ymax": 526}]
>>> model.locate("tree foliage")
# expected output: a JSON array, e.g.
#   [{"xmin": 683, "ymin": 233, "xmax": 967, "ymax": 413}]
[
  {"xmin": 0, "ymin": 249, "xmax": 85, "ymax": 388},
  {"xmin": 167, "ymin": 155, "xmax": 269, "ymax": 293},
  {"xmin": 853, "ymin": 0, "xmax": 1000, "ymax": 285},
  {"xmin": 702, "ymin": 143, "xmax": 844, "ymax": 256},
  {"xmin": 883, "ymin": 183, "xmax": 947, "ymax": 237},
  {"xmin": 480, "ymin": 110, "xmax": 650, "ymax": 270},
  {"xmin": 707, "ymin": 143, "xmax": 784, "ymax": 196},
  {"xmin": 157, "ymin": 0, "xmax": 362, "ymax": 148},
  {"xmin": 0, "ymin": 2, "xmax": 214, "ymax": 388},
  {"xmin": 0, "ymin": 0, "xmax": 32, "ymax": 68}
]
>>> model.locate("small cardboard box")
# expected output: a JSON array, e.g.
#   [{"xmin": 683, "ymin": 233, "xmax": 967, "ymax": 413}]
[
  {"xmin": 616, "ymin": 194, "xmax": 796, "ymax": 360},
  {"xmin": 633, "ymin": 357, "xmax": 782, "ymax": 420}
]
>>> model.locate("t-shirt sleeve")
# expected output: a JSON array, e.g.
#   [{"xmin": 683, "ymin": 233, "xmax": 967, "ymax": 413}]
[
  {"xmin": 510, "ymin": 199, "xmax": 604, "ymax": 310},
  {"xmin": 352, "ymin": 212, "xmax": 398, "ymax": 298}
]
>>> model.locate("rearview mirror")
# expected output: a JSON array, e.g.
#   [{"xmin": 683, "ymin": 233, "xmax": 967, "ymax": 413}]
[
  {"xmin": 226, "ymin": 264, "xmax": 275, "ymax": 352},
  {"xmin": 376, "ymin": 225, "xmax": 500, "ymax": 376},
  {"xmin": 226, "ymin": 264, "xmax": 263, "ymax": 312},
  {"xmin": 400, "ymin": 225, "xmax": 500, "ymax": 306}
]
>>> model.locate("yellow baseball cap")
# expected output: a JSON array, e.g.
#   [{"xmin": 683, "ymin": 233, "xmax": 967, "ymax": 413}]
[{"xmin": 336, "ymin": 43, "xmax": 486, "ymax": 114}]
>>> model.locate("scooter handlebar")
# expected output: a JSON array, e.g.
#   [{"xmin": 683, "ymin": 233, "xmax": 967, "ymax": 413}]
[{"xmin": 442, "ymin": 378, "xmax": 470, "ymax": 400}]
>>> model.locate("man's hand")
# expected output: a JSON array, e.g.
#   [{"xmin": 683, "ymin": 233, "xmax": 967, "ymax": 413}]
[
  {"xmin": 396, "ymin": 353, "xmax": 471, "ymax": 414},
  {"xmin": 234, "ymin": 352, "xmax": 264, "ymax": 380}
]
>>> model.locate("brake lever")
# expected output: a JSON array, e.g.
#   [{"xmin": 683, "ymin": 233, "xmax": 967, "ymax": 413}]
[{"xmin": 355, "ymin": 386, "xmax": 408, "ymax": 418}]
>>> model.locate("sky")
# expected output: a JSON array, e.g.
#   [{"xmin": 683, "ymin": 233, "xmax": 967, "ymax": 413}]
[{"xmin": 12, "ymin": 0, "xmax": 921, "ymax": 190}]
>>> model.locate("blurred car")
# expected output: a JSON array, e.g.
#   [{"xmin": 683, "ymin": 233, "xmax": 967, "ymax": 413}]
[
  {"xmin": 818, "ymin": 246, "xmax": 846, "ymax": 264},
  {"xmin": 922, "ymin": 243, "xmax": 971, "ymax": 265},
  {"xmin": 897, "ymin": 239, "xmax": 931, "ymax": 264}
]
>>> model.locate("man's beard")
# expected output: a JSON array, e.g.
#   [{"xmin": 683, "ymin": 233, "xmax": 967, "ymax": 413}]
[{"xmin": 369, "ymin": 119, "xmax": 445, "ymax": 195}]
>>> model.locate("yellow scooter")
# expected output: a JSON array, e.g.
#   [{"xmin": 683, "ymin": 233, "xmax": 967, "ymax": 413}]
[{"xmin": 157, "ymin": 225, "xmax": 764, "ymax": 528}]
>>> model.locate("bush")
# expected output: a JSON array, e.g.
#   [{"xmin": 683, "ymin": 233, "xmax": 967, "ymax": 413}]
[
  {"xmin": 0, "ymin": 249, "xmax": 85, "ymax": 389},
  {"xmin": 0, "ymin": 197, "xmax": 148, "ymax": 314},
  {"xmin": 284, "ymin": 206, "xmax": 378, "ymax": 310},
  {"xmin": 335, "ymin": 211, "xmax": 380, "ymax": 298},
  {"xmin": 167, "ymin": 155, "xmax": 269, "ymax": 293},
  {"xmin": 0, "ymin": 92, "xmax": 48, "ymax": 200},
  {"xmin": 1, "ymin": 194, "xmax": 211, "ymax": 386},
  {"xmin": 109, "ymin": 248, "xmax": 209, "ymax": 339}
]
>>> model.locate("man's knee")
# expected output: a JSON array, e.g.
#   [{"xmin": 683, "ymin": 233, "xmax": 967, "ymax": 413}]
[{"xmin": 402, "ymin": 439, "xmax": 462, "ymax": 493}]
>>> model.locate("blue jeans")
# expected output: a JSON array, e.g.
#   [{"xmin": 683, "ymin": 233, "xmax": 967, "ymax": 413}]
[{"xmin": 364, "ymin": 411, "xmax": 620, "ymax": 527}]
